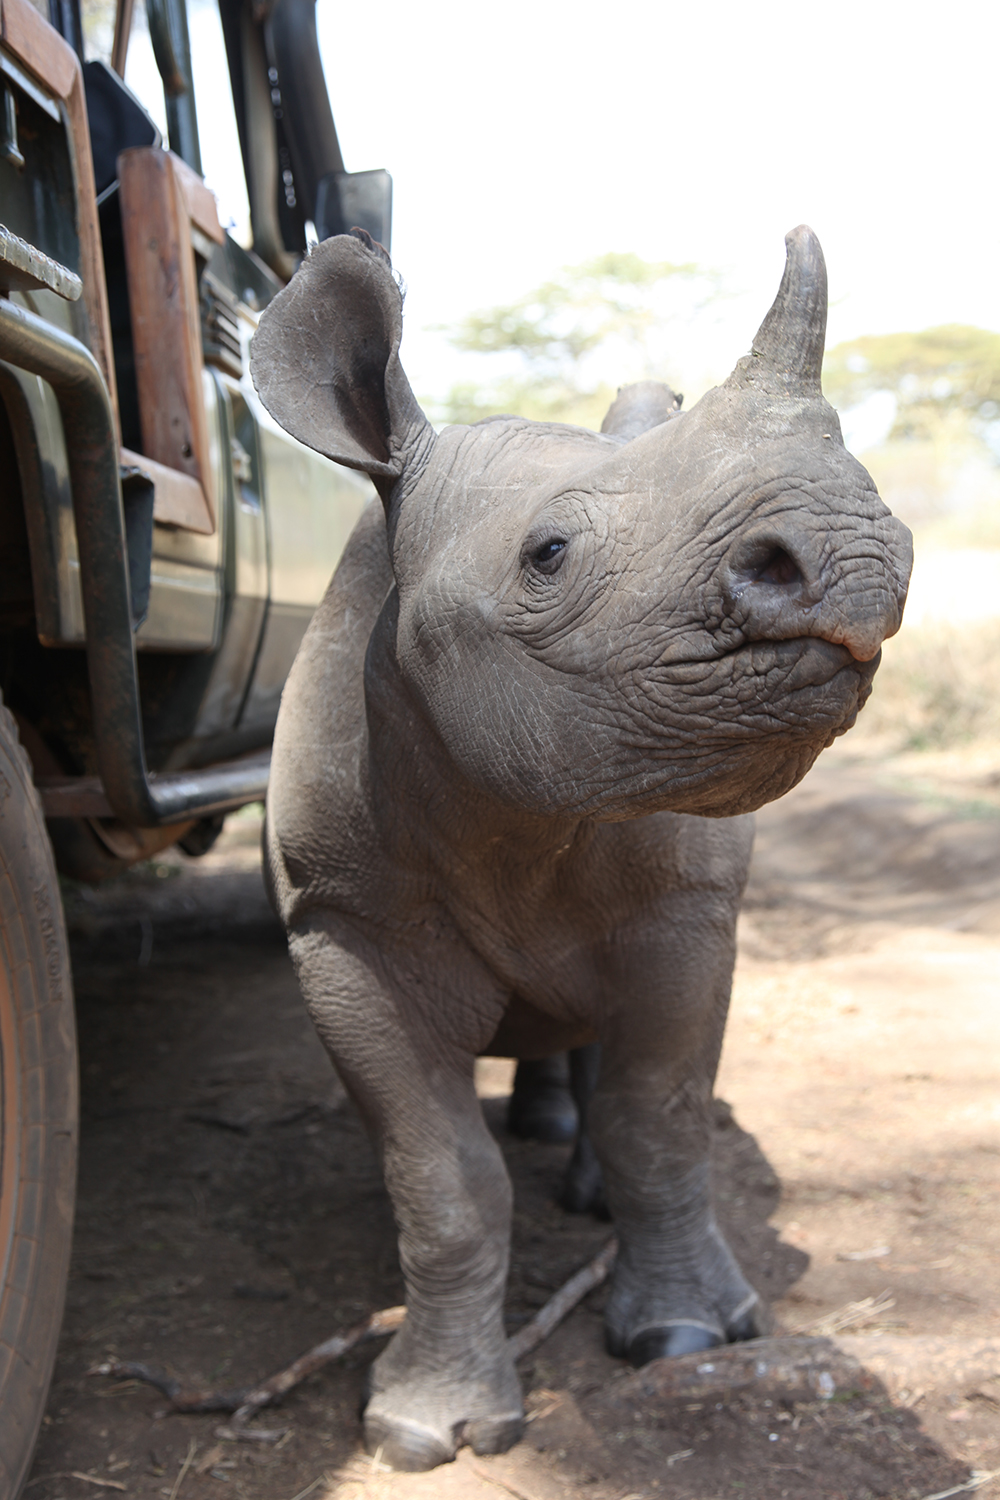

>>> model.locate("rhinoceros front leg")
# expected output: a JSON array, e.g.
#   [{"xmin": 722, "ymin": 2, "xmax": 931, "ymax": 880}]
[
  {"xmin": 289, "ymin": 924, "xmax": 523, "ymax": 1471},
  {"xmin": 590, "ymin": 898, "xmax": 764, "ymax": 1366}
]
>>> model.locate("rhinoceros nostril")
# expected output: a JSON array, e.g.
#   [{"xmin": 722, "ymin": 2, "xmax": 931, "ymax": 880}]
[
  {"xmin": 727, "ymin": 533, "xmax": 809, "ymax": 601},
  {"xmin": 751, "ymin": 546, "xmax": 801, "ymax": 588}
]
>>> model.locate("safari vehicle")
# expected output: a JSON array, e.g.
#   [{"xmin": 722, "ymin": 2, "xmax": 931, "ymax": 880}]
[{"xmin": 0, "ymin": 0, "xmax": 389, "ymax": 1488}]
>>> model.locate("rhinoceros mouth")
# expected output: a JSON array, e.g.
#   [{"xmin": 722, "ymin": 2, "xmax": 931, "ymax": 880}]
[
  {"xmin": 645, "ymin": 634, "xmax": 875, "ymax": 706},
  {"xmin": 725, "ymin": 637, "xmax": 879, "ymax": 736},
  {"xmin": 735, "ymin": 635, "xmax": 877, "ymax": 690}
]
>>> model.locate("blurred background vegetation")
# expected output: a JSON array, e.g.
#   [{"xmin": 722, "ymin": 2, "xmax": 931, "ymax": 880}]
[
  {"xmin": 425, "ymin": 254, "xmax": 722, "ymax": 430},
  {"xmin": 425, "ymin": 262, "xmax": 1000, "ymax": 757},
  {"xmin": 825, "ymin": 324, "xmax": 1000, "ymax": 551}
]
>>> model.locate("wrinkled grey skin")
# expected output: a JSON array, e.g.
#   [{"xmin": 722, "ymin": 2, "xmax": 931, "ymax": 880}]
[{"xmin": 250, "ymin": 226, "xmax": 912, "ymax": 1472}]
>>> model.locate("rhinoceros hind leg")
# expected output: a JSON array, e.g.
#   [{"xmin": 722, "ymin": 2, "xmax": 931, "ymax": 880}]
[
  {"xmin": 559, "ymin": 1044, "xmax": 609, "ymax": 1217},
  {"xmin": 559, "ymin": 1135, "xmax": 609, "ymax": 1217},
  {"xmin": 507, "ymin": 1056, "xmax": 576, "ymax": 1143}
]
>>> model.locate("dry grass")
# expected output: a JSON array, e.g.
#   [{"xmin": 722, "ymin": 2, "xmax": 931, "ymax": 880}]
[{"xmin": 855, "ymin": 618, "xmax": 1000, "ymax": 751}]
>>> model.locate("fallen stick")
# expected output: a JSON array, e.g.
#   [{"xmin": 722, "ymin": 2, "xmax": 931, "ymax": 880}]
[
  {"xmin": 508, "ymin": 1238, "xmax": 617, "ymax": 1361},
  {"xmin": 234, "ymin": 1305, "xmax": 407, "ymax": 1422},
  {"xmin": 90, "ymin": 1238, "xmax": 617, "ymax": 1436},
  {"xmin": 606, "ymin": 1334, "xmax": 1000, "ymax": 1409},
  {"xmin": 90, "ymin": 1305, "xmax": 406, "ymax": 1419},
  {"xmin": 166, "ymin": 1439, "xmax": 198, "ymax": 1500},
  {"xmin": 86, "ymin": 1361, "xmax": 248, "ymax": 1414},
  {"xmin": 23, "ymin": 1476, "xmax": 127, "ymax": 1493},
  {"xmin": 919, "ymin": 1473, "xmax": 1000, "ymax": 1500}
]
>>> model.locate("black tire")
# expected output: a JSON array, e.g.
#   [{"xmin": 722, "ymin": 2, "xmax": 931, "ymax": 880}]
[{"xmin": 0, "ymin": 701, "xmax": 77, "ymax": 1500}]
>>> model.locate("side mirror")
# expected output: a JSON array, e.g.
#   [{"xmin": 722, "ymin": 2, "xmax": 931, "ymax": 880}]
[{"xmin": 314, "ymin": 168, "xmax": 392, "ymax": 253}]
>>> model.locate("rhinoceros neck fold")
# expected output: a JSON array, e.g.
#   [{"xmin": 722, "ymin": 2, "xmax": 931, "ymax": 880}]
[{"xmin": 364, "ymin": 594, "xmax": 586, "ymax": 873}]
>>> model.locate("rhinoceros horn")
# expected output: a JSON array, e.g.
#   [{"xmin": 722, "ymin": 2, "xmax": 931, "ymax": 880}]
[{"xmin": 725, "ymin": 224, "xmax": 828, "ymax": 398}]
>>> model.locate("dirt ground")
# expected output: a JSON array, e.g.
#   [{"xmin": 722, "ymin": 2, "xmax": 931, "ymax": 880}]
[{"xmin": 25, "ymin": 739, "xmax": 1000, "ymax": 1500}]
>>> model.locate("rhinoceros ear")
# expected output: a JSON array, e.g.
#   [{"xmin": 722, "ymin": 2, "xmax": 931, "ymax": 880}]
[
  {"xmin": 250, "ymin": 232, "xmax": 433, "ymax": 501},
  {"xmin": 725, "ymin": 224, "xmax": 828, "ymax": 397},
  {"xmin": 600, "ymin": 380, "xmax": 683, "ymax": 441}
]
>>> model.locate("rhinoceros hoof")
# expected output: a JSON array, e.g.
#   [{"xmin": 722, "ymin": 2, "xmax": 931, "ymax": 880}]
[
  {"xmin": 606, "ymin": 1294, "xmax": 765, "ymax": 1367},
  {"xmin": 363, "ymin": 1410, "xmax": 456, "ymax": 1472},
  {"xmin": 626, "ymin": 1322, "xmax": 722, "ymax": 1365},
  {"xmin": 726, "ymin": 1298, "xmax": 766, "ymax": 1343},
  {"xmin": 606, "ymin": 1320, "xmax": 722, "ymax": 1365},
  {"xmin": 363, "ymin": 1406, "xmax": 524, "ymax": 1471},
  {"xmin": 463, "ymin": 1412, "xmax": 527, "ymax": 1456}
]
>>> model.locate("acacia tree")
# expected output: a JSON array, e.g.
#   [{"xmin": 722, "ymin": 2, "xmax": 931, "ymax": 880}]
[
  {"xmin": 824, "ymin": 325, "xmax": 1000, "ymax": 451},
  {"xmin": 823, "ymin": 325, "xmax": 1000, "ymax": 544},
  {"xmin": 429, "ymin": 252, "xmax": 720, "ymax": 430}
]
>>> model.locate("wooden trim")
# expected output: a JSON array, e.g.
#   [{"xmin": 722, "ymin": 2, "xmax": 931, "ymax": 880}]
[
  {"xmin": 0, "ymin": 0, "xmax": 75, "ymax": 96},
  {"xmin": 120, "ymin": 447, "xmax": 214, "ymax": 534},
  {"xmin": 118, "ymin": 148, "xmax": 216, "ymax": 531},
  {"xmin": 65, "ymin": 66, "xmax": 118, "ymax": 430},
  {"xmin": 0, "ymin": 0, "xmax": 119, "ymax": 435},
  {"xmin": 0, "ymin": 0, "xmax": 222, "ymax": 533},
  {"xmin": 172, "ymin": 153, "xmax": 224, "ymax": 246}
]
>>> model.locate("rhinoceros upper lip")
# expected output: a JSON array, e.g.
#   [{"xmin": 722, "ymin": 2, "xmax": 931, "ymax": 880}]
[
  {"xmin": 647, "ymin": 636, "xmax": 871, "ymax": 705},
  {"xmin": 713, "ymin": 635, "xmax": 874, "ymax": 700},
  {"xmin": 689, "ymin": 633, "xmax": 864, "ymax": 682},
  {"xmin": 746, "ymin": 635, "xmax": 866, "ymax": 689}
]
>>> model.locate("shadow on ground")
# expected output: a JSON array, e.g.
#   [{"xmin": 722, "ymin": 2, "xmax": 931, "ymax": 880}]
[{"xmin": 26, "ymin": 817, "xmax": 975, "ymax": 1500}]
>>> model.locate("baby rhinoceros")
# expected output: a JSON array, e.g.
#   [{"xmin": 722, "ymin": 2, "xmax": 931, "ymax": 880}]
[{"xmin": 250, "ymin": 226, "xmax": 911, "ymax": 1471}]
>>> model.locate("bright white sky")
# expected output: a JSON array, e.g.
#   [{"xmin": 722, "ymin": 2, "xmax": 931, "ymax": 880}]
[{"xmin": 122, "ymin": 0, "xmax": 1000, "ymax": 404}]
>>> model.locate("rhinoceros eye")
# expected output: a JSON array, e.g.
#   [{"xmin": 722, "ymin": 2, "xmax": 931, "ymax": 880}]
[{"xmin": 531, "ymin": 538, "xmax": 567, "ymax": 575}]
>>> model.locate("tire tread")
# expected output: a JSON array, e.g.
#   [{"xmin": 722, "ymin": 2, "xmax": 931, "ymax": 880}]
[{"xmin": 0, "ymin": 697, "xmax": 77, "ymax": 1500}]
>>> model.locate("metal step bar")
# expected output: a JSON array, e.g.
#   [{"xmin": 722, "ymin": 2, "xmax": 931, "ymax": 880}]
[{"xmin": 0, "ymin": 296, "xmax": 270, "ymax": 826}]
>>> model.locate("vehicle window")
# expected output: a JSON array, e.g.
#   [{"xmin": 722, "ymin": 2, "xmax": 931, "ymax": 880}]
[{"xmin": 80, "ymin": 0, "xmax": 251, "ymax": 246}]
